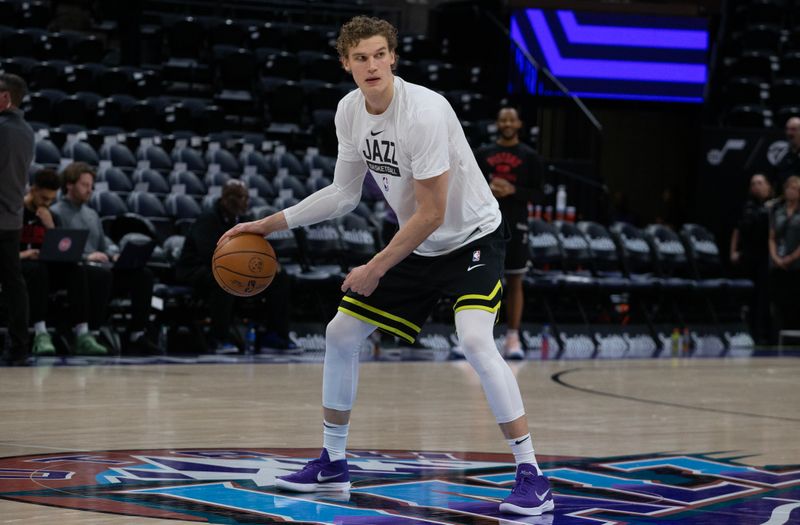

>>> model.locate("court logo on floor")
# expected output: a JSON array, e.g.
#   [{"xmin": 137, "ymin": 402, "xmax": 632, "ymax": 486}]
[{"xmin": 1, "ymin": 448, "xmax": 799, "ymax": 524}]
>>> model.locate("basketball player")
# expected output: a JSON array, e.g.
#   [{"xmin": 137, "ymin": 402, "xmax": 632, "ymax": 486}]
[{"xmin": 219, "ymin": 16, "xmax": 554, "ymax": 516}]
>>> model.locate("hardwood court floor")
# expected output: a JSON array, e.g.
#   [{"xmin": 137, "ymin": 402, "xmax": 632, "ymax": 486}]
[{"xmin": 1, "ymin": 357, "xmax": 798, "ymax": 524}]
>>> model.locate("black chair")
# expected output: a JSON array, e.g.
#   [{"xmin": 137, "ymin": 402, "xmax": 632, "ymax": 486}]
[
  {"xmin": 399, "ymin": 34, "xmax": 438, "ymax": 62},
  {"xmin": 127, "ymin": 191, "xmax": 173, "ymax": 241},
  {"xmin": 100, "ymin": 142, "xmax": 137, "ymax": 168},
  {"xmin": 209, "ymin": 19, "xmax": 249, "ymax": 48},
  {"xmin": 168, "ymin": 171, "xmax": 206, "ymax": 196},
  {"xmin": 262, "ymin": 52, "xmax": 302, "ymax": 83},
  {"xmin": 270, "ymin": 150, "xmax": 305, "ymax": 177},
  {"xmin": 206, "ymin": 148, "xmax": 240, "ymax": 174},
  {"xmin": 781, "ymin": 51, "xmax": 800, "ymax": 78},
  {"xmin": 204, "ymin": 171, "xmax": 231, "ymax": 188},
  {"xmin": 726, "ymin": 51, "xmax": 775, "ymax": 81},
  {"xmin": 680, "ymin": 223, "xmax": 755, "ymax": 299},
  {"xmin": 302, "ymin": 151, "xmax": 336, "ymax": 178},
  {"xmin": 724, "ymin": 104, "xmax": 770, "ymax": 128},
  {"xmin": 71, "ymin": 33, "xmax": 105, "ymax": 63},
  {"xmin": 771, "ymin": 78, "xmax": 800, "ymax": 110},
  {"xmin": 299, "ymin": 51, "xmax": 346, "ymax": 83},
  {"xmin": 724, "ymin": 76, "xmax": 764, "ymax": 107},
  {"xmin": 172, "ymin": 146, "xmax": 207, "ymax": 173},
  {"xmin": 4, "ymin": 29, "xmax": 37, "ymax": 57},
  {"xmin": 306, "ymin": 175, "xmax": 331, "ymax": 194},
  {"xmin": 273, "ymin": 173, "xmax": 308, "ymax": 199},
  {"xmin": 137, "ymin": 143, "xmax": 173, "ymax": 171},
  {"xmin": 240, "ymin": 150, "xmax": 273, "ymax": 176},
  {"xmin": 241, "ymin": 173, "xmax": 275, "ymax": 199},
  {"xmin": 132, "ymin": 168, "xmax": 170, "ymax": 194},
  {"xmin": 89, "ymin": 191, "xmax": 129, "ymax": 217},
  {"xmin": 643, "ymin": 223, "xmax": 709, "ymax": 323},
  {"xmin": 28, "ymin": 61, "xmax": 63, "ymax": 91},
  {"xmin": 51, "ymin": 95, "xmax": 97, "ymax": 127},
  {"xmin": 168, "ymin": 17, "xmax": 206, "ymax": 60},
  {"xmin": 740, "ymin": 25, "xmax": 782, "ymax": 53},
  {"xmin": 96, "ymin": 166, "xmax": 132, "ymax": 193},
  {"xmin": 62, "ymin": 140, "xmax": 99, "ymax": 165},
  {"xmin": 164, "ymin": 193, "xmax": 202, "ymax": 220},
  {"xmin": 265, "ymin": 79, "xmax": 307, "ymax": 125},
  {"xmin": 34, "ymin": 139, "xmax": 62, "ymax": 167}
]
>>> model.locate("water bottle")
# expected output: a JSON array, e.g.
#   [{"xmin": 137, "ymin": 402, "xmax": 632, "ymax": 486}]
[
  {"xmin": 682, "ymin": 327, "xmax": 690, "ymax": 355},
  {"xmin": 158, "ymin": 325, "xmax": 168, "ymax": 354},
  {"xmin": 556, "ymin": 185, "xmax": 567, "ymax": 221},
  {"xmin": 671, "ymin": 327, "xmax": 680, "ymax": 357},
  {"xmin": 246, "ymin": 325, "xmax": 257, "ymax": 355},
  {"xmin": 541, "ymin": 324, "xmax": 550, "ymax": 360}
]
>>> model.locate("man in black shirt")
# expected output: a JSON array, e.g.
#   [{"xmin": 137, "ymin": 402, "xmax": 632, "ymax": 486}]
[
  {"xmin": 177, "ymin": 180, "xmax": 294, "ymax": 352},
  {"xmin": 773, "ymin": 117, "xmax": 800, "ymax": 191},
  {"xmin": 730, "ymin": 173, "xmax": 773, "ymax": 344},
  {"xmin": 475, "ymin": 107, "xmax": 544, "ymax": 359},
  {"xmin": 20, "ymin": 170, "xmax": 107, "ymax": 356},
  {"xmin": 0, "ymin": 74, "xmax": 34, "ymax": 365}
]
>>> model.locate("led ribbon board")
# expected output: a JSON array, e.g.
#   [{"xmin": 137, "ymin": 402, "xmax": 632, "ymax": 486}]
[{"xmin": 510, "ymin": 9, "xmax": 709, "ymax": 103}]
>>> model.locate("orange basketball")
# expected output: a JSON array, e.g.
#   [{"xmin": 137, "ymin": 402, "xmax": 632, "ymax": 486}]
[{"xmin": 212, "ymin": 233, "xmax": 277, "ymax": 297}]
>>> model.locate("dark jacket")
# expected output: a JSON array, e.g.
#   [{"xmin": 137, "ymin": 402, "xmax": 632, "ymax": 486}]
[
  {"xmin": 0, "ymin": 108, "xmax": 35, "ymax": 230},
  {"xmin": 176, "ymin": 201, "xmax": 238, "ymax": 283}
]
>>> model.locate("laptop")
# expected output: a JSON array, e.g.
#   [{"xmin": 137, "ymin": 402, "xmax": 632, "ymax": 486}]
[
  {"xmin": 113, "ymin": 239, "xmax": 156, "ymax": 270},
  {"xmin": 38, "ymin": 229, "xmax": 89, "ymax": 263}
]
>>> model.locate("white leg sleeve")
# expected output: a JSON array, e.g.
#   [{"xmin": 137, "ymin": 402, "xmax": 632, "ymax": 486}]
[
  {"xmin": 455, "ymin": 309, "xmax": 526, "ymax": 424},
  {"xmin": 322, "ymin": 311, "xmax": 377, "ymax": 412}
]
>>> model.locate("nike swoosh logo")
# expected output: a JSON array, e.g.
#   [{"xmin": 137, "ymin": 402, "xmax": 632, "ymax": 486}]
[
  {"xmin": 514, "ymin": 435, "xmax": 530, "ymax": 445},
  {"xmin": 535, "ymin": 488, "xmax": 550, "ymax": 500},
  {"xmin": 370, "ymin": 130, "xmax": 385, "ymax": 136},
  {"xmin": 467, "ymin": 264, "xmax": 486, "ymax": 271},
  {"xmin": 317, "ymin": 472, "xmax": 342, "ymax": 482}
]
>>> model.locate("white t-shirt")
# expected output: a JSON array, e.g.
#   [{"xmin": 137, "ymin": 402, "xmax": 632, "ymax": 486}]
[{"xmin": 335, "ymin": 76, "xmax": 501, "ymax": 256}]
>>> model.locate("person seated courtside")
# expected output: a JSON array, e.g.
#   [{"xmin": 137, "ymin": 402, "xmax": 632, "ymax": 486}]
[
  {"xmin": 176, "ymin": 180, "xmax": 295, "ymax": 352},
  {"xmin": 51, "ymin": 161, "xmax": 160, "ymax": 354},
  {"xmin": 20, "ymin": 169, "xmax": 107, "ymax": 356}
]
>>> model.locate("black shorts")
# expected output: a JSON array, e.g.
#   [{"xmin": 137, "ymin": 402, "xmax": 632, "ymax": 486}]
[
  {"xmin": 505, "ymin": 220, "xmax": 529, "ymax": 274},
  {"xmin": 338, "ymin": 224, "xmax": 507, "ymax": 343}
]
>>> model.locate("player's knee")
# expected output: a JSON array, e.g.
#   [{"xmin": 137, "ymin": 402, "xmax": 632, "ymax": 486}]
[
  {"xmin": 325, "ymin": 314, "xmax": 366, "ymax": 354},
  {"xmin": 460, "ymin": 331, "xmax": 499, "ymax": 371}
]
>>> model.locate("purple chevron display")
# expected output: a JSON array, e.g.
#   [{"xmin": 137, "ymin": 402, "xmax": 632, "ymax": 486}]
[{"xmin": 510, "ymin": 9, "xmax": 710, "ymax": 103}]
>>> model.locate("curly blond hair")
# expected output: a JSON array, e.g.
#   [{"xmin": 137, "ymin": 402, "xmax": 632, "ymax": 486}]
[{"xmin": 336, "ymin": 16, "xmax": 398, "ymax": 62}]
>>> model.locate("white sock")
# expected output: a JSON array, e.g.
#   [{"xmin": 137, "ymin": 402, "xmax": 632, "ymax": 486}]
[
  {"xmin": 73, "ymin": 323, "xmax": 89, "ymax": 337},
  {"xmin": 34, "ymin": 321, "xmax": 47, "ymax": 335},
  {"xmin": 323, "ymin": 420, "xmax": 349, "ymax": 462},
  {"xmin": 506, "ymin": 328, "xmax": 519, "ymax": 339},
  {"xmin": 507, "ymin": 433, "xmax": 541, "ymax": 473}
]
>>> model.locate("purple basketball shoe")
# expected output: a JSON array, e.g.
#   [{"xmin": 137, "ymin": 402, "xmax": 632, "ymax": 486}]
[
  {"xmin": 499, "ymin": 463, "xmax": 555, "ymax": 516},
  {"xmin": 275, "ymin": 449, "xmax": 351, "ymax": 492}
]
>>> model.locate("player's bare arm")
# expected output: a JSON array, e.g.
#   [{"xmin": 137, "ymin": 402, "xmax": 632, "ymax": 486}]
[{"xmin": 342, "ymin": 171, "xmax": 449, "ymax": 296}]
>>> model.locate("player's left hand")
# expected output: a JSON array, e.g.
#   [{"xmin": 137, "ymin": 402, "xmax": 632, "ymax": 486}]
[{"xmin": 341, "ymin": 264, "xmax": 383, "ymax": 297}]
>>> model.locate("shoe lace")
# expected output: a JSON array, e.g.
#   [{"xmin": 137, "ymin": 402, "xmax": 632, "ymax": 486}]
[
  {"xmin": 510, "ymin": 470, "xmax": 535, "ymax": 496},
  {"xmin": 298, "ymin": 457, "xmax": 325, "ymax": 472}
]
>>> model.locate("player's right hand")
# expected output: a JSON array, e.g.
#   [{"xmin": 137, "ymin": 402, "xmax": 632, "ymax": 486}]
[{"xmin": 217, "ymin": 219, "xmax": 268, "ymax": 247}]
